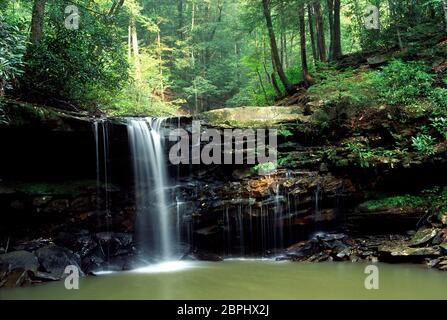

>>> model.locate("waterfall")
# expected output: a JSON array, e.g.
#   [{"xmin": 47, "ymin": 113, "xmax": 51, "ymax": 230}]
[{"xmin": 127, "ymin": 118, "xmax": 175, "ymax": 261}]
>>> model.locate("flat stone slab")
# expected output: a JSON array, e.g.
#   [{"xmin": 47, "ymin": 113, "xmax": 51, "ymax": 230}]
[{"xmin": 199, "ymin": 106, "xmax": 310, "ymax": 128}]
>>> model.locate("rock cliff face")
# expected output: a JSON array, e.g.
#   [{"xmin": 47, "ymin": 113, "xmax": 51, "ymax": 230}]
[{"xmin": 0, "ymin": 103, "xmax": 446, "ymax": 288}]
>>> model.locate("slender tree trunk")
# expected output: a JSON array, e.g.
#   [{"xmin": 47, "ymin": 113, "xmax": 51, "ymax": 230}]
[
  {"xmin": 271, "ymin": 72, "xmax": 282, "ymax": 97},
  {"xmin": 332, "ymin": 0, "xmax": 342, "ymax": 60},
  {"xmin": 129, "ymin": 18, "xmax": 141, "ymax": 81},
  {"xmin": 327, "ymin": 0, "xmax": 334, "ymax": 60},
  {"xmin": 443, "ymin": 0, "xmax": 447, "ymax": 33},
  {"xmin": 389, "ymin": 0, "xmax": 403, "ymax": 50},
  {"xmin": 307, "ymin": 3, "xmax": 317, "ymax": 63},
  {"xmin": 30, "ymin": 0, "xmax": 46, "ymax": 45},
  {"xmin": 128, "ymin": 24, "xmax": 132, "ymax": 60},
  {"xmin": 262, "ymin": 0, "xmax": 292, "ymax": 94},
  {"xmin": 157, "ymin": 29, "xmax": 165, "ymax": 100},
  {"xmin": 262, "ymin": 35, "xmax": 272, "ymax": 84},
  {"xmin": 256, "ymin": 67, "xmax": 269, "ymax": 103},
  {"xmin": 191, "ymin": 0, "xmax": 196, "ymax": 67},
  {"xmin": 298, "ymin": 2, "xmax": 311, "ymax": 85},
  {"xmin": 279, "ymin": 3, "xmax": 285, "ymax": 67},
  {"xmin": 109, "ymin": 0, "xmax": 124, "ymax": 15},
  {"xmin": 314, "ymin": 1, "xmax": 326, "ymax": 61},
  {"xmin": 178, "ymin": 0, "xmax": 184, "ymax": 40}
]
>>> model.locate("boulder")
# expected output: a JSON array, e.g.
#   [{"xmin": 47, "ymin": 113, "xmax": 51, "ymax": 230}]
[
  {"xmin": 409, "ymin": 228, "xmax": 438, "ymax": 247},
  {"xmin": 379, "ymin": 243, "xmax": 441, "ymax": 262},
  {"xmin": 0, "ymin": 268, "xmax": 32, "ymax": 288},
  {"xmin": 35, "ymin": 245, "xmax": 83, "ymax": 278},
  {"xmin": 0, "ymin": 250, "xmax": 39, "ymax": 272}
]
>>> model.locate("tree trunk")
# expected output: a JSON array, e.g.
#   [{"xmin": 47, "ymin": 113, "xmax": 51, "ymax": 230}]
[
  {"xmin": 128, "ymin": 24, "xmax": 132, "ymax": 60},
  {"xmin": 307, "ymin": 3, "xmax": 317, "ymax": 63},
  {"xmin": 109, "ymin": 0, "xmax": 125, "ymax": 15},
  {"xmin": 262, "ymin": 0, "xmax": 292, "ymax": 94},
  {"xmin": 30, "ymin": 0, "xmax": 46, "ymax": 45},
  {"xmin": 191, "ymin": 0, "xmax": 196, "ymax": 67},
  {"xmin": 327, "ymin": 0, "xmax": 334, "ymax": 60},
  {"xmin": 443, "ymin": 0, "xmax": 447, "ymax": 33},
  {"xmin": 129, "ymin": 18, "xmax": 141, "ymax": 81},
  {"xmin": 157, "ymin": 29, "xmax": 165, "ymax": 100},
  {"xmin": 332, "ymin": 0, "xmax": 342, "ymax": 60},
  {"xmin": 271, "ymin": 72, "xmax": 282, "ymax": 97},
  {"xmin": 314, "ymin": 1, "xmax": 326, "ymax": 61},
  {"xmin": 388, "ymin": 0, "xmax": 403, "ymax": 50},
  {"xmin": 298, "ymin": 2, "xmax": 311, "ymax": 85},
  {"xmin": 256, "ymin": 67, "xmax": 269, "ymax": 103},
  {"xmin": 178, "ymin": 0, "xmax": 184, "ymax": 40}
]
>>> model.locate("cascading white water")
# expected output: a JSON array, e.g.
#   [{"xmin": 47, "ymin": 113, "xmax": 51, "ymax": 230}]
[{"xmin": 127, "ymin": 118, "xmax": 174, "ymax": 261}]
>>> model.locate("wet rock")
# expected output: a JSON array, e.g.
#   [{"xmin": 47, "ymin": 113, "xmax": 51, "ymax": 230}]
[
  {"xmin": 432, "ymin": 229, "xmax": 447, "ymax": 245},
  {"xmin": 183, "ymin": 251, "xmax": 223, "ymax": 261},
  {"xmin": 35, "ymin": 245, "xmax": 83, "ymax": 278},
  {"xmin": 379, "ymin": 244, "xmax": 441, "ymax": 261},
  {"xmin": 43, "ymin": 199, "xmax": 70, "ymax": 213},
  {"xmin": 335, "ymin": 248, "xmax": 352, "ymax": 260},
  {"xmin": 409, "ymin": 228, "xmax": 438, "ymax": 247},
  {"xmin": 232, "ymin": 168, "xmax": 252, "ymax": 180},
  {"xmin": 31, "ymin": 271, "xmax": 61, "ymax": 282},
  {"xmin": 114, "ymin": 233, "xmax": 133, "ymax": 248},
  {"xmin": 82, "ymin": 253, "xmax": 105, "ymax": 274},
  {"xmin": 314, "ymin": 232, "xmax": 346, "ymax": 242},
  {"xmin": 0, "ymin": 268, "xmax": 32, "ymax": 288},
  {"xmin": 55, "ymin": 231, "xmax": 97, "ymax": 258},
  {"xmin": 94, "ymin": 232, "xmax": 133, "ymax": 257},
  {"xmin": 440, "ymin": 243, "xmax": 447, "ymax": 253},
  {"xmin": 427, "ymin": 258, "xmax": 441, "ymax": 268},
  {"xmin": 0, "ymin": 250, "xmax": 39, "ymax": 272}
]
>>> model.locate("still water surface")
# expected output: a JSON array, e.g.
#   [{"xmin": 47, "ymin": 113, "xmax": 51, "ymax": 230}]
[{"xmin": 1, "ymin": 260, "xmax": 447, "ymax": 300}]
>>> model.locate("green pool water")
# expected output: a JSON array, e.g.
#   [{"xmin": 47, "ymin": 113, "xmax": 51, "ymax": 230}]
[{"xmin": 1, "ymin": 260, "xmax": 447, "ymax": 300}]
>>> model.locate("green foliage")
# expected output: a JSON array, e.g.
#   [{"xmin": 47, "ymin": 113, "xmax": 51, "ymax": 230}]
[
  {"xmin": 309, "ymin": 67, "xmax": 372, "ymax": 107},
  {"xmin": 23, "ymin": 3, "xmax": 128, "ymax": 109},
  {"xmin": 359, "ymin": 195, "xmax": 430, "ymax": 211},
  {"xmin": 277, "ymin": 154, "xmax": 297, "ymax": 168},
  {"xmin": 277, "ymin": 125, "xmax": 293, "ymax": 138},
  {"xmin": 429, "ymin": 87, "xmax": 447, "ymax": 109},
  {"xmin": 430, "ymin": 116, "xmax": 447, "ymax": 139},
  {"xmin": 360, "ymin": 187, "xmax": 447, "ymax": 225},
  {"xmin": 345, "ymin": 140, "xmax": 375, "ymax": 168},
  {"xmin": 411, "ymin": 133, "xmax": 437, "ymax": 156},
  {"xmin": 0, "ymin": 12, "xmax": 27, "ymax": 94},
  {"xmin": 367, "ymin": 60, "xmax": 434, "ymax": 106},
  {"xmin": 251, "ymin": 161, "xmax": 277, "ymax": 175}
]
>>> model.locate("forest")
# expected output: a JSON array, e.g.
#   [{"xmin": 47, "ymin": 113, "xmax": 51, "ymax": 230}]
[
  {"xmin": 1, "ymin": 0, "xmax": 445, "ymax": 116},
  {"xmin": 1, "ymin": 0, "xmax": 447, "ymax": 300}
]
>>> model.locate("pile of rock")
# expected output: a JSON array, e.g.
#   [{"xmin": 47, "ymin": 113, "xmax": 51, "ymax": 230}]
[
  {"xmin": 0, "ymin": 231, "xmax": 136, "ymax": 288},
  {"xmin": 277, "ymin": 228, "xmax": 447, "ymax": 271}
]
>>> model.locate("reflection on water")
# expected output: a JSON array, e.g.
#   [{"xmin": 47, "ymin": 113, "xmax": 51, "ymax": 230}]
[{"xmin": 1, "ymin": 260, "xmax": 447, "ymax": 300}]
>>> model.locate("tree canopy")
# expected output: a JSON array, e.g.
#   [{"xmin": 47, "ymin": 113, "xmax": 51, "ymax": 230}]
[{"xmin": 1, "ymin": 0, "xmax": 447, "ymax": 115}]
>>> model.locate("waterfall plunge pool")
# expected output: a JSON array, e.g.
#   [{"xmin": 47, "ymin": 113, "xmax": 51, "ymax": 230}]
[{"xmin": 1, "ymin": 260, "xmax": 447, "ymax": 300}]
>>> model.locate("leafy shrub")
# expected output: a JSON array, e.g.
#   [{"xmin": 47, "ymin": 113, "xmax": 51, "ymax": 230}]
[
  {"xmin": 309, "ymin": 67, "xmax": 372, "ymax": 106},
  {"xmin": 360, "ymin": 195, "xmax": 429, "ymax": 211},
  {"xmin": 22, "ymin": 5, "xmax": 128, "ymax": 108},
  {"xmin": 368, "ymin": 59, "xmax": 434, "ymax": 106},
  {"xmin": 411, "ymin": 133, "xmax": 436, "ymax": 156},
  {"xmin": 429, "ymin": 87, "xmax": 447, "ymax": 109},
  {"xmin": 0, "ymin": 13, "xmax": 27, "ymax": 94},
  {"xmin": 430, "ymin": 116, "xmax": 447, "ymax": 139}
]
